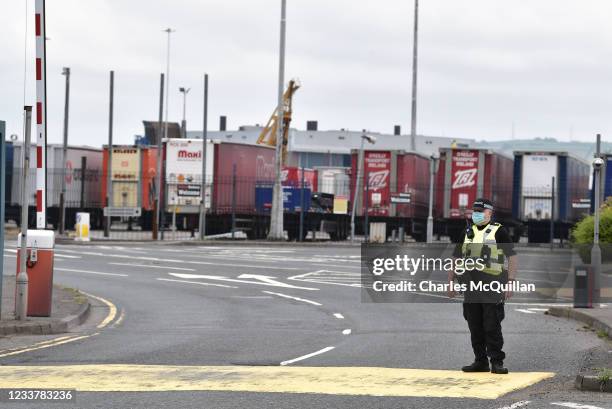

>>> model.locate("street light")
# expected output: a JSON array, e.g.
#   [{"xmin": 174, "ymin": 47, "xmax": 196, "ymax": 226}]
[
  {"xmin": 426, "ymin": 154, "xmax": 439, "ymax": 243},
  {"xmin": 179, "ymin": 87, "xmax": 190, "ymax": 138},
  {"xmin": 162, "ymin": 28, "xmax": 175, "ymax": 144},
  {"xmin": 59, "ymin": 67, "xmax": 70, "ymax": 235},
  {"xmin": 351, "ymin": 133, "xmax": 377, "ymax": 243}
]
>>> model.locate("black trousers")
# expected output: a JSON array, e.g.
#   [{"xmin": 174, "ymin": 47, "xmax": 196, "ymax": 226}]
[{"xmin": 463, "ymin": 302, "xmax": 505, "ymax": 364}]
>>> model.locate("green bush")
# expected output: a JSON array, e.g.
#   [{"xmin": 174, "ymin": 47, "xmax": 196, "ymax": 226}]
[
  {"xmin": 572, "ymin": 200, "xmax": 612, "ymax": 244},
  {"xmin": 571, "ymin": 199, "xmax": 612, "ymax": 262}
]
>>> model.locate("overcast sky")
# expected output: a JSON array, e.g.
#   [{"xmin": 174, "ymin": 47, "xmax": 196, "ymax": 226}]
[{"xmin": 2, "ymin": 0, "xmax": 612, "ymax": 147}]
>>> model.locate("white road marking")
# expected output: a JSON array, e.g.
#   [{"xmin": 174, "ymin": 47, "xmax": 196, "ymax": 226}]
[
  {"xmin": 279, "ymin": 346, "xmax": 335, "ymax": 366},
  {"xmin": 527, "ymin": 308, "xmax": 549, "ymax": 311},
  {"xmin": 496, "ymin": 401, "xmax": 531, "ymax": 409},
  {"xmin": 156, "ymin": 278, "xmax": 238, "ymax": 289},
  {"xmin": 289, "ymin": 270, "xmax": 362, "ymax": 288},
  {"xmin": 342, "ymin": 329, "xmax": 351, "ymax": 335},
  {"xmin": 53, "ymin": 253, "xmax": 81, "ymax": 259},
  {"xmin": 55, "ymin": 268, "xmax": 128, "ymax": 277},
  {"xmin": 55, "ymin": 250, "xmax": 299, "ymax": 270},
  {"xmin": 551, "ymin": 403, "xmax": 606, "ymax": 409},
  {"xmin": 333, "ymin": 313, "xmax": 344, "ymax": 319},
  {"xmin": 169, "ymin": 273, "xmax": 318, "ymax": 291},
  {"xmin": 262, "ymin": 291, "xmax": 322, "ymax": 306},
  {"xmin": 108, "ymin": 263, "xmax": 195, "ymax": 271},
  {"xmin": 515, "ymin": 309, "xmax": 537, "ymax": 314}
]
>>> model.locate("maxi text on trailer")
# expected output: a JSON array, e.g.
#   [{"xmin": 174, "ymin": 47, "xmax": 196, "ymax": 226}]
[
  {"xmin": 512, "ymin": 151, "xmax": 590, "ymax": 243},
  {"xmin": 350, "ymin": 149, "xmax": 430, "ymax": 241},
  {"xmin": 434, "ymin": 147, "xmax": 514, "ymax": 242}
]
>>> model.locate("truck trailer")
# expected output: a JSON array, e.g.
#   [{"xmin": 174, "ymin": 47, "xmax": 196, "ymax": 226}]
[
  {"xmin": 512, "ymin": 151, "xmax": 590, "ymax": 242},
  {"xmin": 350, "ymin": 149, "xmax": 430, "ymax": 241},
  {"xmin": 434, "ymin": 148, "xmax": 514, "ymax": 242}
]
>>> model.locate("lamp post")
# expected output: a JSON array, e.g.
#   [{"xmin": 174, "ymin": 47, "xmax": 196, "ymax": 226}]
[
  {"xmin": 268, "ymin": 0, "xmax": 287, "ymax": 240},
  {"xmin": 592, "ymin": 137, "xmax": 603, "ymax": 305},
  {"xmin": 409, "ymin": 0, "xmax": 419, "ymax": 152},
  {"xmin": 426, "ymin": 154, "xmax": 438, "ymax": 243},
  {"xmin": 179, "ymin": 87, "xmax": 190, "ymax": 138},
  {"xmin": 59, "ymin": 67, "xmax": 70, "ymax": 235},
  {"xmin": 350, "ymin": 133, "xmax": 376, "ymax": 243}
]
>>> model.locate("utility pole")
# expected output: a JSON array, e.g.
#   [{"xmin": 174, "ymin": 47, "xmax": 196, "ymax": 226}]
[
  {"xmin": 199, "ymin": 73, "xmax": 209, "ymax": 240},
  {"xmin": 592, "ymin": 134, "xmax": 602, "ymax": 304},
  {"xmin": 59, "ymin": 67, "xmax": 70, "ymax": 235},
  {"xmin": 154, "ymin": 73, "xmax": 164, "ymax": 240},
  {"xmin": 426, "ymin": 155, "xmax": 437, "ymax": 243},
  {"xmin": 0, "ymin": 120, "xmax": 5, "ymax": 318},
  {"xmin": 104, "ymin": 70, "xmax": 114, "ymax": 238},
  {"xmin": 268, "ymin": 0, "xmax": 287, "ymax": 240},
  {"xmin": 179, "ymin": 87, "xmax": 190, "ymax": 138},
  {"xmin": 409, "ymin": 0, "xmax": 419, "ymax": 152},
  {"xmin": 16, "ymin": 107, "xmax": 33, "ymax": 321},
  {"xmin": 351, "ymin": 133, "xmax": 376, "ymax": 242}
]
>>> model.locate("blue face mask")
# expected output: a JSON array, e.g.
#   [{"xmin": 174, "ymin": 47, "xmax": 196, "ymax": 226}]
[{"xmin": 471, "ymin": 211, "xmax": 486, "ymax": 225}]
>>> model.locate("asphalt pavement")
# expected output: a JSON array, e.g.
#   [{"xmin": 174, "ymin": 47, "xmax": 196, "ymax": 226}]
[{"xmin": 0, "ymin": 242, "xmax": 610, "ymax": 409}]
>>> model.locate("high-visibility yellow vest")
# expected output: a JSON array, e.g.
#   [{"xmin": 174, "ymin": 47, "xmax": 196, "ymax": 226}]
[{"xmin": 462, "ymin": 222, "xmax": 505, "ymax": 276}]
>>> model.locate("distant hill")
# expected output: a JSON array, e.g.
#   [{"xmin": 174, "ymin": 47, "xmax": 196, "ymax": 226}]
[{"xmin": 475, "ymin": 137, "xmax": 612, "ymax": 162}]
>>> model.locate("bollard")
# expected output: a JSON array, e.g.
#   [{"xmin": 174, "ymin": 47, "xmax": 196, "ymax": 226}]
[
  {"xmin": 398, "ymin": 227, "xmax": 405, "ymax": 243},
  {"xmin": 391, "ymin": 229, "xmax": 396, "ymax": 243}
]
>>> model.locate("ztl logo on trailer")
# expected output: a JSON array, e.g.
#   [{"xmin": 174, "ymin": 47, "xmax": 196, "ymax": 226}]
[{"xmin": 452, "ymin": 168, "xmax": 477, "ymax": 189}]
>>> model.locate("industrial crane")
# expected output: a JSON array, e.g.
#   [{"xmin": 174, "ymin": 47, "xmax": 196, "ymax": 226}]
[{"xmin": 256, "ymin": 79, "xmax": 300, "ymax": 165}]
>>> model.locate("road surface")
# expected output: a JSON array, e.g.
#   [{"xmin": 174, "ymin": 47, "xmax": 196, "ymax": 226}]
[{"xmin": 0, "ymin": 242, "xmax": 610, "ymax": 409}]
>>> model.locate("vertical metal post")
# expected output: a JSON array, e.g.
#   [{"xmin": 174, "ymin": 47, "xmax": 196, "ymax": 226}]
[
  {"xmin": 104, "ymin": 70, "xmax": 114, "ymax": 237},
  {"xmin": 59, "ymin": 67, "xmax": 70, "ymax": 235},
  {"xmin": 426, "ymin": 155, "xmax": 435, "ymax": 243},
  {"xmin": 231, "ymin": 163, "xmax": 237, "ymax": 239},
  {"xmin": 79, "ymin": 156, "xmax": 86, "ymax": 210},
  {"xmin": 199, "ymin": 73, "xmax": 208, "ymax": 240},
  {"xmin": 365, "ymin": 169, "xmax": 370, "ymax": 241},
  {"xmin": 409, "ymin": 0, "xmax": 419, "ymax": 152},
  {"xmin": 269, "ymin": 0, "xmax": 287, "ymax": 240},
  {"xmin": 0, "ymin": 120, "xmax": 5, "ymax": 318},
  {"xmin": 351, "ymin": 137, "xmax": 365, "ymax": 242},
  {"xmin": 16, "ymin": 107, "xmax": 32, "ymax": 321},
  {"xmin": 550, "ymin": 176, "xmax": 555, "ymax": 249},
  {"xmin": 299, "ymin": 166, "xmax": 305, "ymax": 242},
  {"xmin": 592, "ymin": 134, "xmax": 602, "ymax": 304},
  {"xmin": 154, "ymin": 73, "xmax": 164, "ymax": 240}
]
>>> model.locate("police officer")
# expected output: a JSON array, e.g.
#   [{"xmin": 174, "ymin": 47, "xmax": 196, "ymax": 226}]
[{"xmin": 449, "ymin": 198, "xmax": 518, "ymax": 375}]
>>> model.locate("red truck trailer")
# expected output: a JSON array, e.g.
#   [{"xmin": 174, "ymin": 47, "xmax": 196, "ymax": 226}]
[
  {"xmin": 434, "ymin": 148, "xmax": 515, "ymax": 242},
  {"xmin": 350, "ymin": 149, "xmax": 430, "ymax": 241}
]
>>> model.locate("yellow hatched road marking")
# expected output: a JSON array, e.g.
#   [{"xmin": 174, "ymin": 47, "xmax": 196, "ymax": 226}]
[{"xmin": 0, "ymin": 365, "xmax": 554, "ymax": 399}]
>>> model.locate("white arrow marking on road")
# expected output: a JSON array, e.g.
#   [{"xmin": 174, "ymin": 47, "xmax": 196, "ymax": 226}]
[
  {"xmin": 551, "ymin": 403, "xmax": 605, "ymax": 409},
  {"xmin": 168, "ymin": 273, "xmax": 318, "ymax": 291},
  {"xmin": 156, "ymin": 278, "xmax": 238, "ymax": 289},
  {"xmin": 238, "ymin": 274, "xmax": 319, "ymax": 290}
]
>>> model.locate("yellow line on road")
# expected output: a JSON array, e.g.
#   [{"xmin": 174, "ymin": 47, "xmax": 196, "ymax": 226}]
[
  {"xmin": 0, "ymin": 335, "xmax": 94, "ymax": 359},
  {"xmin": 80, "ymin": 291, "xmax": 117, "ymax": 329},
  {"xmin": 0, "ymin": 365, "xmax": 554, "ymax": 399}
]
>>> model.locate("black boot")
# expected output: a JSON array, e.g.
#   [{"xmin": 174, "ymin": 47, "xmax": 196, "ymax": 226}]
[
  {"xmin": 491, "ymin": 361, "xmax": 508, "ymax": 374},
  {"xmin": 461, "ymin": 360, "xmax": 490, "ymax": 372}
]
